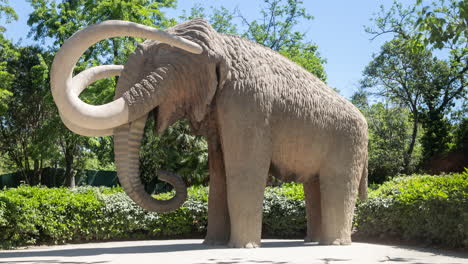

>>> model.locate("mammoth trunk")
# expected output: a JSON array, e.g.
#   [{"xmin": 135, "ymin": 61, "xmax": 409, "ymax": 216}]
[{"xmin": 114, "ymin": 114, "xmax": 187, "ymax": 212}]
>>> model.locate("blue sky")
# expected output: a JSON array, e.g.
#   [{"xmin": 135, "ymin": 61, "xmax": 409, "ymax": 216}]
[{"xmin": 3, "ymin": 0, "xmax": 413, "ymax": 98}]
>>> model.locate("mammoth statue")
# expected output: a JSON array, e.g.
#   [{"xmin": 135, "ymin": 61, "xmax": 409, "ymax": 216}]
[{"xmin": 51, "ymin": 19, "xmax": 368, "ymax": 248}]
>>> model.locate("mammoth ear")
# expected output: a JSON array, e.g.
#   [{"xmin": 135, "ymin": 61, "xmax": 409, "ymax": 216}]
[{"xmin": 192, "ymin": 58, "xmax": 228, "ymax": 122}]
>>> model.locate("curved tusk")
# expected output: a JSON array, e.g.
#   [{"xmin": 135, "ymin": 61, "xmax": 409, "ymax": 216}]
[
  {"xmin": 60, "ymin": 112, "xmax": 114, "ymax": 137},
  {"xmin": 58, "ymin": 65, "xmax": 124, "ymax": 136},
  {"xmin": 71, "ymin": 65, "xmax": 124, "ymax": 95},
  {"xmin": 51, "ymin": 20, "xmax": 203, "ymax": 131}
]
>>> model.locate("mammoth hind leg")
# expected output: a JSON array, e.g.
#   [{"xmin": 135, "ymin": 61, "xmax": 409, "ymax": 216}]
[
  {"xmin": 304, "ymin": 176, "xmax": 322, "ymax": 242},
  {"xmin": 319, "ymin": 163, "xmax": 360, "ymax": 245}
]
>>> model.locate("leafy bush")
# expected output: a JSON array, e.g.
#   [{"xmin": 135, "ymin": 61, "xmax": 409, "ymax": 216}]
[
  {"xmin": 0, "ymin": 184, "xmax": 306, "ymax": 249},
  {"xmin": 0, "ymin": 186, "xmax": 104, "ymax": 248},
  {"xmin": 1, "ymin": 173, "xmax": 466, "ymax": 249},
  {"xmin": 0, "ymin": 185, "xmax": 210, "ymax": 249},
  {"xmin": 355, "ymin": 170, "xmax": 468, "ymax": 248}
]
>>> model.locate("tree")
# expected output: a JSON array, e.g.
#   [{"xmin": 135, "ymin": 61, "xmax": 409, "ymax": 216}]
[
  {"xmin": 0, "ymin": 0, "xmax": 17, "ymax": 115},
  {"xmin": 183, "ymin": 0, "xmax": 327, "ymax": 82},
  {"xmin": 351, "ymin": 95, "xmax": 422, "ymax": 183},
  {"xmin": 0, "ymin": 36, "xmax": 15, "ymax": 116},
  {"xmin": 415, "ymin": 0, "xmax": 467, "ymax": 49},
  {"xmin": 179, "ymin": 3, "xmax": 237, "ymax": 34},
  {"xmin": 0, "ymin": 46, "xmax": 58, "ymax": 184},
  {"xmin": 239, "ymin": 0, "xmax": 312, "ymax": 51},
  {"xmin": 239, "ymin": 0, "xmax": 327, "ymax": 82},
  {"xmin": 361, "ymin": 38, "xmax": 428, "ymax": 173},
  {"xmin": 0, "ymin": 0, "xmax": 17, "ymax": 33},
  {"xmin": 365, "ymin": 0, "xmax": 467, "ymax": 163}
]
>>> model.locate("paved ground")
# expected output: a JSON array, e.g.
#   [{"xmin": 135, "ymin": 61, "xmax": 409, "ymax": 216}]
[{"xmin": 0, "ymin": 239, "xmax": 466, "ymax": 264}]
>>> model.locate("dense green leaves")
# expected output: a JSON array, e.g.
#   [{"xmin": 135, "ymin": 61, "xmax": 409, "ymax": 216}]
[
  {"xmin": 356, "ymin": 170, "xmax": 468, "ymax": 248},
  {"xmin": 0, "ymin": 0, "xmax": 17, "ymax": 33},
  {"xmin": 2, "ymin": 173, "xmax": 466, "ymax": 249},
  {"xmin": 357, "ymin": 102, "xmax": 422, "ymax": 183},
  {"xmin": 140, "ymin": 119, "xmax": 209, "ymax": 188},
  {"xmin": 0, "ymin": 0, "xmax": 17, "ymax": 115},
  {"xmin": 0, "ymin": 184, "xmax": 307, "ymax": 249},
  {"xmin": 0, "ymin": 46, "xmax": 58, "ymax": 183},
  {"xmin": 239, "ymin": 0, "xmax": 327, "ymax": 82},
  {"xmin": 364, "ymin": 0, "xmax": 467, "ymax": 167},
  {"xmin": 179, "ymin": 4, "xmax": 237, "ymax": 34},
  {"xmin": 416, "ymin": 0, "xmax": 467, "ymax": 49}
]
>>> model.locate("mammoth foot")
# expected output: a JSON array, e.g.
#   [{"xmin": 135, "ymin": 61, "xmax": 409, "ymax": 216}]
[
  {"xmin": 228, "ymin": 240, "xmax": 260, "ymax": 248},
  {"xmin": 319, "ymin": 237, "xmax": 352, "ymax": 245},
  {"xmin": 304, "ymin": 235, "xmax": 320, "ymax": 243},
  {"xmin": 203, "ymin": 238, "xmax": 228, "ymax": 246}
]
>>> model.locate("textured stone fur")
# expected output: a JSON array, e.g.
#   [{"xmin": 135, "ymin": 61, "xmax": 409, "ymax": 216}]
[{"xmin": 115, "ymin": 18, "xmax": 368, "ymax": 247}]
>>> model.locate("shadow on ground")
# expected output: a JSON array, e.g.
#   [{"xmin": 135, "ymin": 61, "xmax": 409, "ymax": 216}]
[
  {"xmin": 0, "ymin": 240, "xmax": 466, "ymax": 264},
  {"xmin": 0, "ymin": 241, "xmax": 306, "ymax": 260}
]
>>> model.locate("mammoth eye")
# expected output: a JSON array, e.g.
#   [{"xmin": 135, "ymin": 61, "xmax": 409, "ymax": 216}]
[{"xmin": 157, "ymin": 44, "xmax": 172, "ymax": 55}]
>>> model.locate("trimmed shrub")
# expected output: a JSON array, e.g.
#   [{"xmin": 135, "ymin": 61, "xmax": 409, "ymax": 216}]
[
  {"xmin": 1, "ymin": 173, "xmax": 466, "ymax": 249},
  {"xmin": 263, "ymin": 183, "xmax": 306, "ymax": 237},
  {"xmin": 355, "ymin": 170, "xmax": 468, "ymax": 248},
  {"xmin": 0, "ymin": 185, "xmax": 210, "ymax": 249},
  {"xmin": 0, "ymin": 186, "xmax": 105, "ymax": 248},
  {"xmin": 0, "ymin": 184, "xmax": 307, "ymax": 249}
]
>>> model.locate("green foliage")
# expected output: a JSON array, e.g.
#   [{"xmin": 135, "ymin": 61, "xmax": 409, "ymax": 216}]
[
  {"xmin": 365, "ymin": 0, "xmax": 467, "ymax": 164},
  {"xmin": 1, "ymin": 176, "xmax": 466, "ymax": 249},
  {"xmin": 279, "ymin": 40, "xmax": 327, "ymax": 82},
  {"xmin": 415, "ymin": 0, "xmax": 467, "ymax": 49},
  {"xmin": 179, "ymin": 4, "xmax": 237, "ymax": 34},
  {"xmin": 0, "ymin": 46, "xmax": 59, "ymax": 184},
  {"xmin": 240, "ymin": 0, "xmax": 313, "ymax": 51},
  {"xmin": 140, "ymin": 119, "xmax": 208, "ymax": 188},
  {"xmin": 356, "ymin": 171, "xmax": 468, "ymax": 248},
  {"xmin": 0, "ymin": 184, "xmax": 307, "ymax": 249},
  {"xmin": 360, "ymin": 102, "xmax": 422, "ymax": 183},
  {"xmin": 263, "ymin": 183, "xmax": 305, "ymax": 237},
  {"xmin": 0, "ymin": 0, "xmax": 17, "ymax": 33},
  {"xmin": 239, "ymin": 0, "xmax": 327, "ymax": 82},
  {"xmin": 0, "ymin": 186, "xmax": 105, "ymax": 248},
  {"xmin": 421, "ymin": 112, "xmax": 453, "ymax": 159},
  {"xmin": 452, "ymin": 117, "xmax": 468, "ymax": 152},
  {"xmin": 183, "ymin": 0, "xmax": 327, "ymax": 83},
  {"xmin": 0, "ymin": 0, "xmax": 17, "ymax": 115},
  {"xmin": 0, "ymin": 41, "xmax": 15, "ymax": 115}
]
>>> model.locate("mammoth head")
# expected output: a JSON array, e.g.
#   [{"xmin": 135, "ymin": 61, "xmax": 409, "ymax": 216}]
[
  {"xmin": 51, "ymin": 19, "xmax": 225, "ymax": 212},
  {"xmin": 115, "ymin": 20, "xmax": 226, "ymax": 134}
]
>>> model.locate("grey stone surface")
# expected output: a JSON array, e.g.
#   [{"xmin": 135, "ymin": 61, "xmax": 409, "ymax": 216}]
[{"xmin": 1, "ymin": 239, "xmax": 466, "ymax": 264}]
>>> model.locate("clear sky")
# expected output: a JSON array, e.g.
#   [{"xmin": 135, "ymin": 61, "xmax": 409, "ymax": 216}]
[{"xmin": 3, "ymin": 0, "xmax": 413, "ymax": 98}]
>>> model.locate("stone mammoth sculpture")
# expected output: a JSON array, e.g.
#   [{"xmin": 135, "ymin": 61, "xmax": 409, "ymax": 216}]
[{"xmin": 51, "ymin": 19, "xmax": 368, "ymax": 248}]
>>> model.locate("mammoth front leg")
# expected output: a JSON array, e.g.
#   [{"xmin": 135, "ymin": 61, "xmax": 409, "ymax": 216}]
[
  {"xmin": 219, "ymin": 122, "xmax": 271, "ymax": 247},
  {"xmin": 204, "ymin": 134, "xmax": 230, "ymax": 245}
]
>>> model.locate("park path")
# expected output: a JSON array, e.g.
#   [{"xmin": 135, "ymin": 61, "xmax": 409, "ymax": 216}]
[{"xmin": 0, "ymin": 239, "xmax": 466, "ymax": 264}]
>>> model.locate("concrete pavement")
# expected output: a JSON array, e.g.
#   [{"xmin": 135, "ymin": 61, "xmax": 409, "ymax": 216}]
[{"xmin": 0, "ymin": 239, "xmax": 466, "ymax": 264}]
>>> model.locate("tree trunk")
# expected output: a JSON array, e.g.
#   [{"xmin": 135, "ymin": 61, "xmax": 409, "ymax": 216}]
[
  {"xmin": 403, "ymin": 112, "xmax": 418, "ymax": 173},
  {"xmin": 64, "ymin": 148, "xmax": 75, "ymax": 187}
]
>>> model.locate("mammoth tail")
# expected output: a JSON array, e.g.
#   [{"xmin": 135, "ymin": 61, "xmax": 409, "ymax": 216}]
[{"xmin": 358, "ymin": 156, "xmax": 368, "ymax": 200}]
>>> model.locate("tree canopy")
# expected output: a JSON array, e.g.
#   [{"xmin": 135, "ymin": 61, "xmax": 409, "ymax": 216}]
[{"xmin": 363, "ymin": 0, "xmax": 467, "ymax": 168}]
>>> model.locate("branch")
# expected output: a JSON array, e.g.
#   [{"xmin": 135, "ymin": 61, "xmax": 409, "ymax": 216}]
[{"xmin": 438, "ymin": 63, "xmax": 468, "ymax": 111}]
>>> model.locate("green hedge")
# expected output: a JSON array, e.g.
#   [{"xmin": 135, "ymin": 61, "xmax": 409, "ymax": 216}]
[
  {"xmin": 1, "ymin": 172, "xmax": 466, "ymax": 249},
  {"xmin": 0, "ymin": 183, "xmax": 305, "ymax": 249},
  {"xmin": 355, "ymin": 170, "xmax": 468, "ymax": 248}
]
